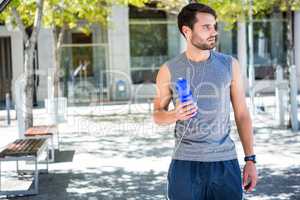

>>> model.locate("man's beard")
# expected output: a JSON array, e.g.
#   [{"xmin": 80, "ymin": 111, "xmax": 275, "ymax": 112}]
[{"xmin": 191, "ymin": 35, "xmax": 217, "ymax": 50}]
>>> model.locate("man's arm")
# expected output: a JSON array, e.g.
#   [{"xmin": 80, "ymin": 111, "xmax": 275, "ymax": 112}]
[
  {"xmin": 230, "ymin": 58, "xmax": 254, "ymax": 156},
  {"xmin": 153, "ymin": 64, "xmax": 197, "ymax": 125},
  {"xmin": 230, "ymin": 58, "xmax": 257, "ymax": 192}
]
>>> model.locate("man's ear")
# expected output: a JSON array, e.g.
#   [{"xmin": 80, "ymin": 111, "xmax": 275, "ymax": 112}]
[{"xmin": 182, "ymin": 26, "xmax": 191, "ymax": 40}]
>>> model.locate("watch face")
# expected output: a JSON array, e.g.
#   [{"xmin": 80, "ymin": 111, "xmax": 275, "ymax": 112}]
[{"xmin": 245, "ymin": 155, "xmax": 256, "ymax": 163}]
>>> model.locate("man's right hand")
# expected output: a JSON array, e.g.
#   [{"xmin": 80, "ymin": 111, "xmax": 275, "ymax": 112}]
[
  {"xmin": 153, "ymin": 65, "xmax": 198, "ymax": 125},
  {"xmin": 173, "ymin": 100, "xmax": 198, "ymax": 121}
]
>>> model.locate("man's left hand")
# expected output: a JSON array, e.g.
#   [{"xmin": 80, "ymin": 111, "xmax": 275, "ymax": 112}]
[{"xmin": 243, "ymin": 161, "xmax": 257, "ymax": 192}]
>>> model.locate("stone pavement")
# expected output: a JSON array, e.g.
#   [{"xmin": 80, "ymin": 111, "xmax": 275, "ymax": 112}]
[{"xmin": 0, "ymin": 102, "xmax": 299, "ymax": 200}]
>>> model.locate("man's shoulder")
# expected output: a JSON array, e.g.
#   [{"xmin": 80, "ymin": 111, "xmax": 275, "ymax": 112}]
[
  {"xmin": 164, "ymin": 53, "xmax": 186, "ymax": 68},
  {"xmin": 213, "ymin": 51, "xmax": 234, "ymax": 65},
  {"xmin": 213, "ymin": 51, "xmax": 232, "ymax": 60}
]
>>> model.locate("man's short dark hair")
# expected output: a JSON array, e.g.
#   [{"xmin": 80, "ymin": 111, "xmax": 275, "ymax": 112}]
[{"xmin": 177, "ymin": 3, "xmax": 217, "ymax": 36}]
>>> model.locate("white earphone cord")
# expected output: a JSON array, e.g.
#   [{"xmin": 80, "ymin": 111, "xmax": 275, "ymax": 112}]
[{"xmin": 165, "ymin": 53, "xmax": 207, "ymax": 199}]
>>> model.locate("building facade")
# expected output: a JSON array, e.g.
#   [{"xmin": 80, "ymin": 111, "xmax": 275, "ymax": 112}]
[{"xmin": 0, "ymin": 5, "xmax": 300, "ymax": 107}]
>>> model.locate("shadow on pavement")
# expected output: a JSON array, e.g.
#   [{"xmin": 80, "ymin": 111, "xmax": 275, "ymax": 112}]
[
  {"xmin": 244, "ymin": 167, "xmax": 300, "ymax": 200},
  {"xmin": 9, "ymin": 168, "xmax": 167, "ymax": 200},
  {"xmin": 54, "ymin": 150, "xmax": 75, "ymax": 163},
  {"xmin": 5, "ymin": 112, "xmax": 300, "ymax": 199}
]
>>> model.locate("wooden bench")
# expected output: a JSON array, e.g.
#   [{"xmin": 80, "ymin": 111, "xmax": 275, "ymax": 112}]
[
  {"xmin": 25, "ymin": 125, "xmax": 58, "ymax": 162},
  {"xmin": 0, "ymin": 138, "xmax": 48, "ymax": 196}
]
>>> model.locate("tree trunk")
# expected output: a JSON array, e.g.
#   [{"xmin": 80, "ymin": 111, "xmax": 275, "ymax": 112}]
[
  {"xmin": 12, "ymin": 0, "xmax": 44, "ymax": 131},
  {"xmin": 49, "ymin": 26, "xmax": 66, "ymax": 124},
  {"xmin": 23, "ymin": 45, "xmax": 35, "ymax": 130},
  {"xmin": 285, "ymin": 2, "xmax": 297, "ymax": 130},
  {"xmin": 286, "ymin": 8, "xmax": 294, "ymax": 67},
  {"xmin": 52, "ymin": 25, "xmax": 66, "ymax": 98}
]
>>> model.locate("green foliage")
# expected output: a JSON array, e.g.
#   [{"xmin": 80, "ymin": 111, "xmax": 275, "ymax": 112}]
[
  {"xmin": 116, "ymin": 0, "xmax": 148, "ymax": 8},
  {"xmin": 0, "ymin": 0, "xmax": 37, "ymax": 27},
  {"xmin": 0, "ymin": 0, "xmax": 148, "ymax": 34},
  {"xmin": 150, "ymin": 0, "xmax": 300, "ymax": 30},
  {"xmin": 43, "ymin": 0, "xmax": 111, "ymax": 32},
  {"xmin": 155, "ymin": 0, "xmax": 187, "ymax": 13}
]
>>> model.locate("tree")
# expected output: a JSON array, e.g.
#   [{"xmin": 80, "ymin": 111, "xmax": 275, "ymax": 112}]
[
  {"xmin": 0, "ymin": 0, "xmax": 148, "ymax": 131},
  {"xmin": 43, "ymin": 0, "xmax": 149, "ymax": 123},
  {"xmin": 0, "ymin": 0, "xmax": 44, "ymax": 131},
  {"xmin": 42, "ymin": 0, "xmax": 110, "ymax": 98},
  {"xmin": 43, "ymin": 0, "xmax": 150, "ymax": 97}
]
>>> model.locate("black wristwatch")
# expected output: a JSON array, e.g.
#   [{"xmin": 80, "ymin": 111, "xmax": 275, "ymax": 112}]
[{"xmin": 244, "ymin": 155, "xmax": 256, "ymax": 164}]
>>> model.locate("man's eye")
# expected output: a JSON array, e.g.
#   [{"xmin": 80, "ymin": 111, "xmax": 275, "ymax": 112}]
[{"xmin": 203, "ymin": 25, "xmax": 210, "ymax": 30}]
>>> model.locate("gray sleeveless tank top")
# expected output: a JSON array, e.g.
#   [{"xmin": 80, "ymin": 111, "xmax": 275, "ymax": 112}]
[{"xmin": 165, "ymin": 50, "xmax": 237, "ymax": 162}]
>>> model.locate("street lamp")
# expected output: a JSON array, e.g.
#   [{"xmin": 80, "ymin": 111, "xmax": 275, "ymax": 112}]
[{"xmin": 0, "ymin": 0, "xmax": 11, "ymax": 13}]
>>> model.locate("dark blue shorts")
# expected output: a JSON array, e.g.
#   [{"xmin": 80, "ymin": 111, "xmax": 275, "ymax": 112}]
[{"xmin": 167, "ymin": 159, "xmax": 243, "ymax": 200}]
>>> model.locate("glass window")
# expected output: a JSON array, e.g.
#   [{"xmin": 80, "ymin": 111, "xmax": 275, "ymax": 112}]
[
  {"xmin": 71, "ymin": 33, "xmax": 94, "ymax": 77},
  {"xmin": 60, "ymin": 31, "xmax": 109, "ymax": 105},
  {"xmin": 129, "ymin": 6, "xmax": 179, "ymax": 84},
  {"xmin": 217, "ymin": 22, "xmax": 238, "ymax": 58},
  {"xmin": 130, "ymin": 22, "xmax": 168, "ymax": 57},
  {"xmin": 247, "ymin": 16, "xmax": 287, "ymax": 80},
  {"xmin": 218, "ymin": 15, "xmax": 287, "ymax": 81},
  {"xmin": 0, "ymin": 37, "xmax": 12, "ymax": 108},
  {"xmin": 129, "ymin": 20, "xmax": 169, "ymax": 84}
]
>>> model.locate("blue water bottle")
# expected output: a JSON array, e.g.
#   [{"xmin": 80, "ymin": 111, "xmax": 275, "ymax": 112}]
[{"xmin": 175, "ymin": 77, "xmax": 194, "ymax": 103}]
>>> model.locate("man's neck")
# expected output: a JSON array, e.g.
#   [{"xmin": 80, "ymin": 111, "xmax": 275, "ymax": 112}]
[{"xmin": 185, "ymin": 47, "xmax": 210, "ymax": 62}]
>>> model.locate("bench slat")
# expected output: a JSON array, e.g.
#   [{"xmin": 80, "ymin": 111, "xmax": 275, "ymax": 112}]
[
  {"xmin": 0, "ymin": 140, "xmax": 24, "ymax": 156},
  {"xmin": 17, "ymin": 139, "xmax": 33, "ymax": 153},
  {"xmin": 0, "ymin": 139, "xmax": 46, "ymax": 157},
  {"xmin": 22, "ymin": 139, "xmax": 36, "ymax": 153},
  {"xmin": 25, "ymin": 125, "xmax": 57, "ymax": 136},
  {"xmin": 27, "ymin": 139, "xmax": 44, "ymax": 155},
  {"xmin": 30, "ymin": 139, "xmax": 46, "ymax": 155},
  {"xmin": 9, "ymin": 139, "xmax": 24, "ymax": 151}
]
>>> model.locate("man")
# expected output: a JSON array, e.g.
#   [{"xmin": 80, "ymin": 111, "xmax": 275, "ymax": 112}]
[{"xmin": 153, "ymin": 3, "xmax": 257, "ymax": 200}]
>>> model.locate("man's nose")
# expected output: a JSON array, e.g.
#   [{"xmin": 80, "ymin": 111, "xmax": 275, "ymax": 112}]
[{"xmin": 211, "ymin": 29, "xmax": 218, "ymax": 37}]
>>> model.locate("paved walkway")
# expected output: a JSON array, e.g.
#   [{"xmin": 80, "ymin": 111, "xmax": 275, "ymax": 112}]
[{"xmin": 0, "ymin": 102, "xmax": 299, "ymax": 200}]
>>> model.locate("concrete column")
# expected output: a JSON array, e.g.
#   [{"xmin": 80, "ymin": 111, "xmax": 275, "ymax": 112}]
[
  {"xmin": 237, "ymin": 22, "xmax": 248, "ymax": 92},
  {"xmin": 218, "ymin": 23, "xmax": 233, "ymax": 54},
  {"xmin": 11, "ymin": 30, "xmax": 24, "ymax": 104},
  {"xmin": 257, "ymin": 29, "xmax": 266, "ymax": 58},
  {"xmin": 107, "ymin": 5, "xmax": 131, "ymax": 101},
  {"xmin": 271, "ymin": 13, "xmax": 283, "ymax": 65},
  {"xmin": 275, "ymin": 65, "xmax": 287, "ymax": 127},
  {"xmin": 37, "ymin": 28, "xmax": 55, "ymax": 101},
  {"xmin": 179, "ymin": 34, "xmax": 187, "ymax": 53},
  {"xmin": 294, "ymin": 11, "xmax": 300, "ymax": 90},
  {"xmin": 92, "ymin": 25, "xmax": 103, "ymax": 85},
  {"xmin": 167, "ymin": 15, "xmax": 181, "ymax": 57},
  {"xmin": 289, "ymin": 65, "xmax": 299, "ymax": 131}
]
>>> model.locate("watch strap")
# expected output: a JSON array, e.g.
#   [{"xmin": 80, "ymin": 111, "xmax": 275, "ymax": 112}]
[{"xmin": 244, "ymin": 155, "xmax": 256, "ymax": 163}]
